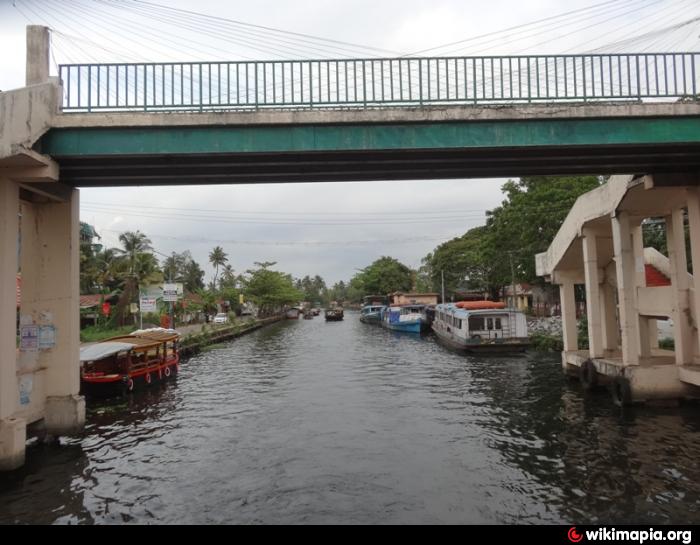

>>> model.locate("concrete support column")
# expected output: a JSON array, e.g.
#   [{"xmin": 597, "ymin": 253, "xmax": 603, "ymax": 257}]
[
  {"xmin": 631, "ymin": 223, "xmax": 653, "ymax": 358},
  {"xmin": 687, "ymin": 187, "xmax": 700, "ymax": 358},
  {"xmin": 0, "ymin": 180, "xmax": 26, "ymax": 471},
  {"xmin": 601, "ymin": 282, "xmax": 619, "ymax": 351},
  {"xmin": 20, "ymin": 190, "xmax": 84, "ymax": 435},
  {"xmin": 612, "ymin": 212, "xmax": 640, "ymax": 366},
  {"xmin": 559, "ymin": 281, "xmax": 578, "ymax": 353},
  {"xmin": 582, "ymin": 230, "xmax": 604, "ymax": 358},
  {"xmin": 26, "ymin": 26, "xmax": 50, "ymax": 86},
  {"xmin": 666, "ymin": 208, "xmax": 693, "ymax": 366}
]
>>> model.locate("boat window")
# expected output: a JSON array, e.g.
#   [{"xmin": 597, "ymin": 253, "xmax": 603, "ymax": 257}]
[
  {"xmin": 495, "ymin": 318, "xmax": 502, "ymax": 330},
  {"xmin": 455, "ymin": 319, "xmax": 462, "ymax": 329},
  {"xmin": 468, "ymin": 316, "xmax": 485, "ymax": 331}
]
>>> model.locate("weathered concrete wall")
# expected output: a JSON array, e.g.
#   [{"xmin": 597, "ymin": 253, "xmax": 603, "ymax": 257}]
[
  {"xmin": 0, "ymin": 82, "xmax": 62, "ymax": 160},
  {"xmin": 52, "ymin": 101, "xmax": 700, "ymax": 129}
]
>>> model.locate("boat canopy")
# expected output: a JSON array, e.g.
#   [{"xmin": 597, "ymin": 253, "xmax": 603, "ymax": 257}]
[
  {"xmin": 455, "ymin": 301, "xmax": 506, "ymax": 310},
  {"xmin": 130, "ymin": 328, "xmax": 180, "ymax": 341},
  {"xmin": 79, "ymin": 342, "xmax": 136, "ymax": 362}
]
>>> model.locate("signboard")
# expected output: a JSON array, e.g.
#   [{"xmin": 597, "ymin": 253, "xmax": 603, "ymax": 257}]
[
  {"xmin": 102, "ymin": 302, "xmax": 111, "ymax": 316},
  {"xmin": 38, "ymin": 325, "xmax": 56, "ymax": 350},
  {"xmin": 130, "ymin": 302, "xmax": 139, "ymax": 314},
  {"xmin": 162, "ymin": 283, "xmax": 180, "ymax": 302},
  {"xmin": 140, "ymin": 297, "xmax": 158, "ymax": 313},
  {"xmin": 19, "ymin": 325, "xmax": 39, "ymax": 352}
]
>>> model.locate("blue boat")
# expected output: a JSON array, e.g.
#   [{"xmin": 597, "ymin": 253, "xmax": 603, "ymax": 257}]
[
  {"xmin": 360, "ymin": 304, "xmax": 386, "ymax": 324},
  {"xmin": 381, "ymin": 304, "xmax": 425, "ymax": 333}
]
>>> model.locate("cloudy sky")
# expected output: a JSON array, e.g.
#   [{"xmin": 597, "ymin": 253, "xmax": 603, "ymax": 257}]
[{"xmin": 1, "ymin": 0, "xmax": 699, "ymax": 285}]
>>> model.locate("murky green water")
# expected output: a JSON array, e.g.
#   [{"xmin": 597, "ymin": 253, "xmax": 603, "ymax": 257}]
[{"xmin": 2, "ymin": 313, "xmax": 700, "ymax": 524}]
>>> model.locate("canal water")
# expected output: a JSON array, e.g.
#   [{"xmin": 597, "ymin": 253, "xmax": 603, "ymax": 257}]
[{"xmin": 2, "ymin": 313, "xmax": 700, "ymax": 524}]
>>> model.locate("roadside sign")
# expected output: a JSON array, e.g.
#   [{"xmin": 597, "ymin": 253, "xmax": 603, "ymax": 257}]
[
  {"xmin": 140, "ymin": 297, "xmax": 157, "ymax": 313},
  {"xmin": 163, "ymin": 283, "xmax": 179, "ymax": 302}
]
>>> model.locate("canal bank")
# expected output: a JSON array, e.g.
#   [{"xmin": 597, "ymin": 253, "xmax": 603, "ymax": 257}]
[
  {"xmin": 2, "ymin": 312, "xmax": 700, "ymax": 524},
  {"xmin": 178, "ymin": 315, "xmax": 285, "ymax": 357}
]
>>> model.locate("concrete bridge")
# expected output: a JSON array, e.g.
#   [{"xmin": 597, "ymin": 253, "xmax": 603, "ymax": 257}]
[{"xmin": 2, "ymin": 25, "xmax": 700, "ymax": 469}]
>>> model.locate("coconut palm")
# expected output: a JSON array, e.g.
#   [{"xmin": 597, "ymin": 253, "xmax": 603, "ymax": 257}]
[{"xmin": 208, "ymin": 246, "xmax": 228, "ymax": 290}]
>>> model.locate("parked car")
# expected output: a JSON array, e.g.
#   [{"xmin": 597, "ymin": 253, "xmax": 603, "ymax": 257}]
[{"xmin": 213, "ymin": 313, "xmax": 229, "ymax": 324}]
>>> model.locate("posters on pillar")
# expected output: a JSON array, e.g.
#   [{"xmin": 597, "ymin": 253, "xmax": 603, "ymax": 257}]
[
  {"xmin": 38, "ymin": 325, "xmax": 56, "ymax": 350},
  {"xmin": 19, "ymin": 324, "xmax": 39, "ymax": 352},
  {"xmin": 19, "ymin": 376, "xmax": 33, "ymax": 406}
]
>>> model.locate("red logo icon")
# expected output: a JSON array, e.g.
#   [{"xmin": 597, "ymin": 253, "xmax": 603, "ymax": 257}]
[{"xmin": 568, "ymin": 527, "xmax": 584, "ymax": 543}]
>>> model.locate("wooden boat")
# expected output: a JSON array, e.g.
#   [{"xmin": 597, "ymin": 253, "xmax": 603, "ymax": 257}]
[
  {"xmin": 80, "ymin": 328, "xmax": 180, "ymax": 397},
  {"xmin": 381, "ymin": 304, "xmax": 425, "ymax": 333},
  {"xmin": 432, "ymin": 302, "xmax": 529, "ymax": 353},
  {"xmin": 325, "ymin": 307, "xmax": 344, "ymax": 321}
]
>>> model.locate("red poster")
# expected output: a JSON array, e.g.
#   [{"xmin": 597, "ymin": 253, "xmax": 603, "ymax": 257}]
[{"xmin": 102, "ymin": 302, "xmax": 111, "ymax": 316}]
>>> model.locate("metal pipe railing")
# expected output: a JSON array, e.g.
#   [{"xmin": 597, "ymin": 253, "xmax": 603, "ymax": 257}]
[{"xmin": 58, "ymin": 53, "xmax": 700, "ymax": 112}]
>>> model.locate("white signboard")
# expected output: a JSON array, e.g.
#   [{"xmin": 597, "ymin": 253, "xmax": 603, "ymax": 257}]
[
  {"xmin": 140, "ymin": 297, "xmax": 158, "ymax": 313},
  {"xmin": 38, "ymin": 325, "xmax": 56, "ymax": 350},
  {"xmin": 162, "ymin": 283, "xmax": 179, "ymax": 302}
]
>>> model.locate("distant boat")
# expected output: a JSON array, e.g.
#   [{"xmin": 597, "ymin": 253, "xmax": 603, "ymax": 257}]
[
  {"xmin": 325, "ymin": 307, "xmax": 344, "ymax": 321},
  {"xmin": 381, "ymin": 304, "xmax": 425, "ymax": 333},
  {"xmin": 432, "ymin": 301, "xmax": 529, "ymax": 353},
  {"xmin": 286, "ymin": 308, "xmax": 301, "ymax": 319}
]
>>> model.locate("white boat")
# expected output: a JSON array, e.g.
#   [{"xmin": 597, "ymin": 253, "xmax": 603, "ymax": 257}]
[{"xmin": 432, "ymin": 301, "xmax": 529, "ymax": 353}]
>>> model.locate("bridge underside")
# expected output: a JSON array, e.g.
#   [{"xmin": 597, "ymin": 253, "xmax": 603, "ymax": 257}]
[
  {"xmin": 37, "ymin": 114, "xmax": 700, "ymax": 186},
  {"xmin": 47, "ymin": 144, "xmax": 700, "ymax": 186}
]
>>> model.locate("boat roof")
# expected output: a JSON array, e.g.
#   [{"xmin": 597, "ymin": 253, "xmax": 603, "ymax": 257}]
[
  {"xmin": 102, "ymin": 335, "xmax": 163, "ymax": 350},
  {"xmin": 79, "ymin": 342, "xmax": 136, "ymax": 362},
  {"xmin": 130, "ymin": 328, "xmax": 180, "ymax": 342},
  {"xmin": 436, "ymin": 303, "xmax": 519, "ymax": 317}
]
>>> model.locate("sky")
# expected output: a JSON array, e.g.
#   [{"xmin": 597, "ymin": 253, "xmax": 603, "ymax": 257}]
[{"xmin": 1, "ymin": 0, "xmax": 699, "ymax": 285}]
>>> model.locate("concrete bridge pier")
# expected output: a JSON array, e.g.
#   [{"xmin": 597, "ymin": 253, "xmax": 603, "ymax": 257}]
[{"xmin": 0, "ymin": 176, "xmax": 84, "ymax": 471}]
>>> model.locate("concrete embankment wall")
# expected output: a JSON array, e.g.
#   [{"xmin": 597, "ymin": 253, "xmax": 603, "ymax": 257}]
[{"xmin": 179, "ymin": 315, "xmax": 285, "ymax": 358}]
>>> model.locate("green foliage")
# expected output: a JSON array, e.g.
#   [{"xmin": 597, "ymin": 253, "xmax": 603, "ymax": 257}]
[
  {"xmin": 242, "ymin": 262, "xmax": 303, "ymax": 316},
  {"xmin": 528, "ymin": 333, "xmax": 564, "ymax": 352},
  {"xmin": 659, "ymin": 337, "xmax": 675, "ymax": 350},
  {"xmin": 163, "ymin": 250, "xmax": 205, "ymax": 292},
  {"xmin": 80, "ymin": 325, "xmax": 135, "ymax": 343},
  {"xmin": 350, "ymin": 256, "xmax": 414, "ymax": 297},
  {"xmin": 421, "ymin": 176, "xmax": 602, "ymax": 299},
  {"xmin": 295, "ymin": 275, "xmax": 328, "ymax": 305},
  {"xmin": 577, "ymin": 316, "xmax": 590, "ymax": 350},
  {"xmin": 208, "ymin": 246, "xmax": 229, "ymax": 287}
]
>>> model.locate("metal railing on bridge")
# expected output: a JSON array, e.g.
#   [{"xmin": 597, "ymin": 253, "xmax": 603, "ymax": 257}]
[{"xmin": 59, "ymin": 53, "xmax": 700, "ymax": 112}]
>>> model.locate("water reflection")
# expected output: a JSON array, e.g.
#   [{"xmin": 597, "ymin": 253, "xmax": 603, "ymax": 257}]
[{"xmin": 1, "ymin": 315, "xmax": 699, "ymax": 523}]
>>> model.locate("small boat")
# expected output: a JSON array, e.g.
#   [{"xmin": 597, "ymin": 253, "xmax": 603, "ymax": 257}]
[
  {"xmin": 303, "ymin": 311, "xmax": 314, "ymax": 320},
  {"xmin": 286, "ymin": 307, "xmax": 301, "ymax": 319},
  {"xmin": 325, "ymin": 307, "xmax": 344, "ymax": 321},
  {"xmin": 311, "ymin": 308, "xmax": 321, "ymax": 316},
  {"xmin": 381, "ymin": 304, "xmax": 425, "ymax": 333},
  {"xmin": 80, "ymin": 328, "xmax": 180, "ymax": 397},
  {"xmin": 432, "ymin": 301, "xmax": 529, "ymax": 353},
  {"xmin": 421, "ymin": 305, "xmax": 436, "ymax": 333},
  {"xmin": 360, "ymin": 295, "xmax": 387, "ymax": 325}
]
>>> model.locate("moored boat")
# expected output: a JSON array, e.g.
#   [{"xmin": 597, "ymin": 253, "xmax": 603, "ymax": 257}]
[
  {"xmin": 432, "ymin": 301, "xmax": 529, "ymax": 353},
  {"xmin": 360, "ymin": 295, "xmax": 387, "ymax": 324},
  {"xmin": 286, "ymin": 307, "xmax": 301, "ymax": 319},
  {"xmin": 381, "ymin": 304, "xmax": 425, "ymax": 333},
  {"xmin": 80, "ymin": 328, "xmax": 180, "ymax": 397},
  {"xmin": 325, "ymin": 307, "xmax": 344, "ymax": 321}
]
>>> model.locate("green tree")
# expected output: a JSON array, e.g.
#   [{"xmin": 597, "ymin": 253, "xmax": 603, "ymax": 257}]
[
  {"xmin": 163, "ymin": 250, "xmax": 205, "ymax": 292},
  {"xmin": 208, "ymin": 246, "xmax": 229, "ymax": 288},
  {"xmin": 242, "ymin": 262, "xmax": 303, "ymax": 316},
  {"xmin": 351, "ymin": 256, "xmax": 414, "ymax": 296}
]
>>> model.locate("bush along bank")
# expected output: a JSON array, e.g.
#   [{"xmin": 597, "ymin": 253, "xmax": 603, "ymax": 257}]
[{"xmin": 179, "ymin": 315, "xmax": 285, "ymax": 357}]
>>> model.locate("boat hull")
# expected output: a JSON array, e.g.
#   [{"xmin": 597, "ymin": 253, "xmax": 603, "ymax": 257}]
[
  {"xmin": 81, "ymin": 357, "xmax": 180, "ymax": 398},
  {"xmin": 381, "ymin": 320, "xmax": 422, "ymax": 333},
  {"xmin": 360, "ymin": 312, "xmax": 382, "ymax": 324},
  {"xmin": 432, "ymin": 328, "xmax": 529, "ymax": 354}
]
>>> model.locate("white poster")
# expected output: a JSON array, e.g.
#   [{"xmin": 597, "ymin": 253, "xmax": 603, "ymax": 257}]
[{"xmin": 140, "ymin": 297, "xmax": 158, "ymax": 313}]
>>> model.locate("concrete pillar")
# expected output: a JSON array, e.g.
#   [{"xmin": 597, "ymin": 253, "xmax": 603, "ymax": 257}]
[
  {"xmin": 666, "ymin": 208, "xmax": 693, "ymax": 366},
  {"xmin": 601, "ymin": 282, "xmax": 619, "ymax": 351},
  {"xmin": 582, "ymin": 230, "xmax": 604, "ymax": 358},
  {"xmin": 0, "ymin": 180, "xmax": 26, "ymax": 470},
  {"xmin": 612, "ymin": 211, "xmax": 640, "ymax": 366},
  {"xmin": 687, "ymin": 187, "xmax": 700, "ymax": 358},
  {"xmin": 631, "ymin": 223, "xmax": 652, "ymax": 358},
  {"xmin": 648, "ymin": 319, "xmax": 659, "ymax": 350},
  {"xmin": 26, "ymin": 26, "xmax": 51, "ymax": 86},
  {"xmin": 559, "ymin": 281, "xmax": 578, "ymax": 352},
  {"xmin": 20, "ymin": 190, "xmax": 84, "ymax": 435}
]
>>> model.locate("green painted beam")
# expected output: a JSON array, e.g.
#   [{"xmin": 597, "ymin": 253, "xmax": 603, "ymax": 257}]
[{"xmin": 40, "ymin": 117, "xmax": 700, "ymax": 157}]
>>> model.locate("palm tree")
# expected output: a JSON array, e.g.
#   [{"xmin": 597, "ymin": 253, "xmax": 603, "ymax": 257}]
[
  {"xmin": 118, "ymin": 231, "xmax": 153, "ymax": 276},
  {"xmin": 113, "ymin": 231, "xmax": 155, "ymax": 325},
  {"xmin": 208, "ymin": 246, "xmax": 228, "ymax": 291}
]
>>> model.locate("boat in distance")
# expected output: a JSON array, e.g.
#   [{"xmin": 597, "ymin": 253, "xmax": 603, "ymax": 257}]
[
  {"xmin": 325, "ymin": 307, "xmax": 344, "ymax": 321},
  {"xmin": 432, "ymin": 301, "xmax": 529, "ymax": 353}
]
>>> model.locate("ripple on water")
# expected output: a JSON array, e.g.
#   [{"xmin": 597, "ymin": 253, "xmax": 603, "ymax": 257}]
[{"xmin": 2, "ymin": 315, "xmax": 700, "ymax": 524}]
